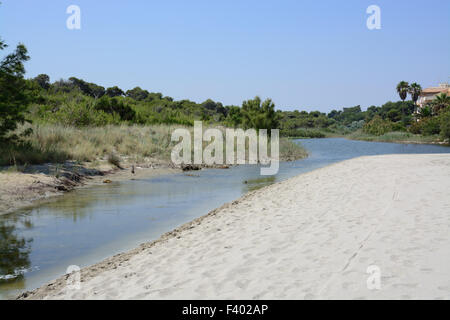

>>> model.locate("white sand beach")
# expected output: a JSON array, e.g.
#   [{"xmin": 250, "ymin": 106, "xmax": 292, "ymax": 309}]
[{"xmin": 23, "ymin": 154, "xmax": 450, "ymax": 300}]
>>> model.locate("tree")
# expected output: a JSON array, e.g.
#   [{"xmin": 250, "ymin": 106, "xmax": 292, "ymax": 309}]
[
  {"xmin": 431, "ymin": 93, "xmax": 450, "ymax": 114},
  {"xmin": 439, "ymin": 108, "xmax": 450, "ymax": 140},
  {"xmin": 225, "ymin": 106, "xmax": 242, "ymax": 127},
  {"xmin": 327, "ymin": 109, "xmax": 341, "ymax": 119},
  {"xmin": 90, "ymin": 83, "xmax": 106, "ymax": 99},
  {"xmin": 202, "ymin": 99, "xmax": 218, "ymax": 111},
  {"xmin": 386, "ymin": 109, "xmax": 401, "ymax": 122},
  {"xmin": 409, "ymin": 83, "xmax": 422, "ymax": 106},
  {"xmin": 33, "ymin": 74, "xmax": 50, "ymax": 90},
  {"xmin": 363, "ymin": 115, "xmax": 392, "ymax": 136},
  {"xmin": 126, "ymin": 87, "xmax": 149, "ymax": 101},
  {"xmin": 0, "ymin": 38, "xmax": 31, "ymax": 141},
  {"xmin": 106, "ymin": 86, "xmax": 124, "ymax": 97},
  {"xmin": 94, "ymin": 96, "xmax": 136, "ymax": 121},
  {"xmin": 396, "ymin": 81, "xmax": 409, "ymax": 115},
  {"xmin": 379, "ymin": 101, "xmax": 415, "ymax": 119},
  {"xmin": 241, "ymin": 96, "xmax": 279, "ymax": 131},
  {"xmin": 365, "ymin": 105, "xmax": 380, "ymax": 121},
  {"xmin": 331, "ymin": 106, "xmax": 364, "ymax": 125},
  {"xmin": 69, "ymin": 77, "xmax": 105, "ymax": 99},
  {"xmin": 416, "ymin": 105, "xmax": 432, "ymax": 119},
  {"xmin": 50, "ymin": 78, "xmax": 76, "ymax": 94},
  {"xmin": 396, "ymin": 81, "xmax": 409, "ymax": 101}
]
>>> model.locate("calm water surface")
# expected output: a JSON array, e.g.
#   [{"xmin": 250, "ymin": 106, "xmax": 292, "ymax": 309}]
[{"xmin": 1, "ymin": 138, "xmax": 449, "ymax": 298}]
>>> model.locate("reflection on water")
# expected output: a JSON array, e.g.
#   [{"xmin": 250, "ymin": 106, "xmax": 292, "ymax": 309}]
[
  {"xmin": 0, "ymin": 138, "xmax": 449, "ymax": 299},
  {"xmin": 0, "ymin": 217, "xmax": 33, "ymax": 292},
  {"xmin": 243, "ymin": 176, "xmax": 276, "ymax": 192}
]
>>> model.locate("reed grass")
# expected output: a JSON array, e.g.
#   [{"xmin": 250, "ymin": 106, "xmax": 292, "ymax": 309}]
[{"xmin": 1, "ymin": 124, "xmax": 307, "ymax": 166}]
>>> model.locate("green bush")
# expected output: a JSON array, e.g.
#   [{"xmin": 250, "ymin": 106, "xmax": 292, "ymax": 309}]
[
  {"xmin": 391, "ymin": 122, "xmax": 406, "ymax": 131},
  {"xmin": 362, "ymin": 116, "xmax": 393, "ymax": 136},
  {"xmin": 49, "ymin": 102, "xmax": 119, "ymax": 127},
  {"xmin": 439, "ymin": 109, "xmax": 450, "ymax": 140},
  {"xmin": 280, "ymin": 128, "xmax": 326, "ymax": 138},
  {"xmin": 408, "ymin": 121, "xmax": 422, "ymax": 134},
  {"xmin": 94, "ymin": 96, "xmax": 136, "ymax": 121},
  {"xmin": 348, "ymin": 120, "xmax": 365, "ymax": 131},
  {"xmin": 420, "ymin": 117, "xmax": 441, "ymax": 136}
]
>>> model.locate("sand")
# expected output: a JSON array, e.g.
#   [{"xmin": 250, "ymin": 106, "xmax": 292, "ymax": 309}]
[{"xmin": 21, "ymin": 154, "xmax": 450, "ymax": 300}]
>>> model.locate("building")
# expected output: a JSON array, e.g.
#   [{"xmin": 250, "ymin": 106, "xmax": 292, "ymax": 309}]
[{"xmin": 418, "ymin": 83, "xmax": 450, "ymax": 109}]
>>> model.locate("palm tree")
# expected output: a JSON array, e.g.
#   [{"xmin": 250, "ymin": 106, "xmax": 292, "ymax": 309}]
[
  {"xmin": 416, "ymin": 106, "xmax": 432, "ymax": 119},
  {"xmin": 409, "ymin": 83, "xmax": 422, "ymax": 106},
  {"xmin": 432, "ymin": 93, "xmax": 450, "ymax": 114},
  {"xmin": 396, "ymin": 81, "xmax": 409, "ymax": 101},
  {"xmin": 396, "ymin": 81, "xmax": 409, "ymax": 116},
  {"xmin": 435, "ymin": 93, "xmax": 450, "ymax": 104}
]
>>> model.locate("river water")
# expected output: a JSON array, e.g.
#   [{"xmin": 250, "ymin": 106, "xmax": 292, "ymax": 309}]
[{"xmin": 1, "ymin": 138, "xmax": 449, "ymax": 299}]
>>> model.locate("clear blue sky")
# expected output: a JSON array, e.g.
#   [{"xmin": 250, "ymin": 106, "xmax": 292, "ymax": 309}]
[{"xmin": 1, "ymin": 0, "xmax": 449, "ymax": 112}]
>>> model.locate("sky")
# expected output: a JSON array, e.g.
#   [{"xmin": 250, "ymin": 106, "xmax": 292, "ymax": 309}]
[{"xmin": 1, "ymin": 0, "xmax": 449, "ymax": 112}]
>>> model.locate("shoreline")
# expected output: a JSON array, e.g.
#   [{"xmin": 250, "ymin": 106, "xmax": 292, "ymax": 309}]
[
  {"xmin": 19, "ymin": 153, "xmax": 450, "ymax": 299},
  {"xmin": 0, "ymin": 161, "xmax": 180, "ymax": 216},
  {"xmin": 17, "ymin": 159, "xmax": 316, "ymax": 300},
  {"xmin": 287, "ymin": 135, "xmax": 450, "ymax": 147},
  {"xmin": 0, "ymin": 139, "xmax": 307, "ymax": 217}
]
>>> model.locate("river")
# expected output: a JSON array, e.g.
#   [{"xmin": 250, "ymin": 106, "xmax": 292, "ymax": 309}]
[{"xmin": 1, "ymin": 138, "xmax": 449, "ymax": 299}]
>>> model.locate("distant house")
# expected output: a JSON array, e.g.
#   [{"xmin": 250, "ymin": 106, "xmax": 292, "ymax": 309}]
[{"xmin": 418, "ymin": 83, "xmax": 450, "ymax": 108}]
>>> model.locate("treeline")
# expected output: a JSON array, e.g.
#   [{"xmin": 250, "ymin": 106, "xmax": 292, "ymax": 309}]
[
  {"xmin": 24, "ymin": 74, "xmax": 285, "ymax": 131},
  {"xmin": 278, "ymin": 101, "xmax": 416, "ymax": 137},
  {"xmin": 359, "ymin": 81, "xmax": 450, "ymax": 139},
  {"xmin": 1, "ymin": 37, "xmax": 449, "ymax": 146},
  {"xmin": 22, "ymin": 74, "xmax": 450, "ymax": 140}
]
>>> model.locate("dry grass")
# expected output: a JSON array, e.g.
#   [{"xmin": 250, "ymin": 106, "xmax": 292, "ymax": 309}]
[
  {"xmin": 279, "ymin": 138, "xmax": 308, "ymax": 161},
  {"xmin": 1, "ymin": 124, "xmax": 307, "ymax": 166},
  {"xmin": 0, "ymin": 124, "xmax": 178, "ymax": 166}
]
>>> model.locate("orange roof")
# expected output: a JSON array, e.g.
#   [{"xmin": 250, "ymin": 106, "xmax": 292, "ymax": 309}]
[{"xmin": 420, "ymin": 87, "xmax": 450, "ymax": 95}]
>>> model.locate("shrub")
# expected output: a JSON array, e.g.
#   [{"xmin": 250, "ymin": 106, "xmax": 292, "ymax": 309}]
[
  {"xmin": 439, "ymin": 109, "xmax": 450, "ymax": 140},
  {"xmin": 408, "ymin": 121, "xmax": 422, "ymax": 134},
  {"xmin": 420, "ymin": 117, "xmax": 441, "ymax": 136},
  {"xmin": 280, "ymin": 128, "xmax": 326, "ymax": 138},
  {"xmin": 278, "ymin": 138, "xmax": 308, "ymax": 161},
  {"xmin": 94, "ymin": 96, "xmax": 136, "ymax": 121},
  {"xmin": 49, "ymin": 101, "xmax": 118, "ymax": 127},
  {"xmin": 362, "ymin": 116, "xmax": 392, "ymax": 136},
  {"xmin": 348, "ymin": 120, "xmax": 365, "ymax": 131},
  {"xmin": 391, "ymin": 122, "xmax": 406, "ymax": 132}
]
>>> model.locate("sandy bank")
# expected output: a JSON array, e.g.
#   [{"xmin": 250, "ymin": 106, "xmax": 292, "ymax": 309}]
[{"xmin": 21, "ymin": 154, "xmax": 450, "ymax": 300}]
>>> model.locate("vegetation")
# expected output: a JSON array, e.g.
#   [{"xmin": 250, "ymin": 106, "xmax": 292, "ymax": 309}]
[
  {"xmin": 1, "ymin": 33, "xmax": 449, "ymax": 169},
  {"xmin": 241, "ymin": 97, "xmax": 279, "ymax": 132},
  {"xmin": 440, "ymin": 109, "xmax": 450, "ymax": 140},
  {"xmin": 362, "ymin": 116, "xmax": 393, "ymax": 136},
  {"xmin": 0, "ymin": 38, "xmax": 31, "ymax": 142},
  {"xmin": 409, "ymin": 83, "xmax": 422, "ymax": 106},
  {"xmin": 396, "ymin": 81, "xmax": 409, "ymax": 102},
  {"xmin": 350, "ymin": 81, "xmax": 449, "ymax": 144},
  {"xmin": 348, "ymin": 131, "xmax": 441, "ymax": 144},
  {"xmin": 0, "ymin": 124, "xmax": 306, "ymax": 166}
]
